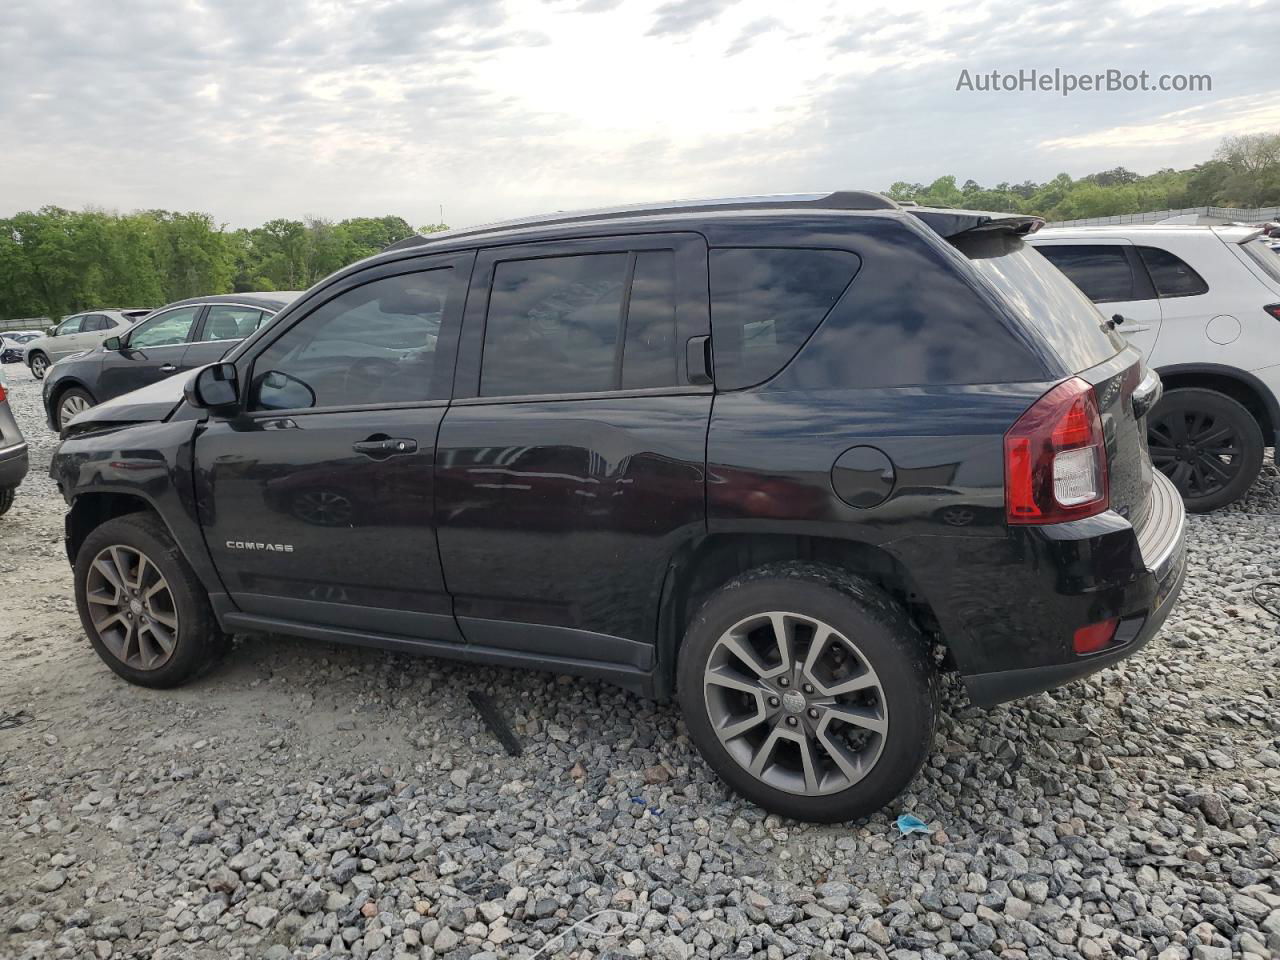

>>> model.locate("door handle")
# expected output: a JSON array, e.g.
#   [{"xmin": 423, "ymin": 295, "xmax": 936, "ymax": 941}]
[
  {"xmin": 353, "ymin": 436, "xmax": 418, "ymax": 458},
  {"xmin": 160, "ymin": 364, "xmax": 177, "ymax": 372}
]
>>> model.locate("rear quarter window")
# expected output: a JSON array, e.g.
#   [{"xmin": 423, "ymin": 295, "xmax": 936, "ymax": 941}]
[
  {"xmin": 1137, "ymin": 245, "xmax": 1209, "ymax": 297},
  {"xmin": 710, "ymin": 248, "xmax": 859, "ymax": 390}
]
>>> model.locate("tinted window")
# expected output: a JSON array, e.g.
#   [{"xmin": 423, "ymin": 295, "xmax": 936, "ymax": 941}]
[
  {"xmin": 481, "ymin": 254, "xmax": 628, "ymax": 396},
  {"xmin": 1137, "ymin": 246, "xmax": 1209, "ymax": 297},
  {"xmin": 81, "ymin": 314, "xmax": 111, "ymax": 332},
  {"xmin": 250, "ymin": 269, "xmax": 451, "ymax": 411},
  {"xmin": 1036, "ymin": 245, "xmax": 1137, "ymax": 303},
  {"xmin": 710, "ymin": 248, "xmax": 858, "ymax": 390},
  {"xmin": 621, "ymin": 251, "xmax": 678, "ymax": 390},
  {"xmin": 200, "ymin": 306, "xmax": 266, "ymax": 342},
  {"xmin": 129, "ymin": 307, "xmax": 200, "ymax": 348},
  {"xmin": 960, "ymin": 235, "xmax": 1124, "ymax": 372}
]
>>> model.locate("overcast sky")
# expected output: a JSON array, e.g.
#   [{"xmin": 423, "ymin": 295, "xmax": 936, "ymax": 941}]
[{"xmin": 1, "ymin": 0, "xmax": 1275, "ymax": 229}]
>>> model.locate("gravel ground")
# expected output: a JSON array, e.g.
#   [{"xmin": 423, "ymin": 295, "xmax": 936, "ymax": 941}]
[{"xmin": 1, "ymin": 364, "xmax": 1279, "ymax": 960}]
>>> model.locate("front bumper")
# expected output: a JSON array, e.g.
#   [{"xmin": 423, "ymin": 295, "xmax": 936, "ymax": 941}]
[
  {"xmin": 962, "ymin": 470, "xmax": 1187, "ymax": 707},
  {"xmin": 0, "ymin": 439, "xmax": 29, "ymax": 489}
]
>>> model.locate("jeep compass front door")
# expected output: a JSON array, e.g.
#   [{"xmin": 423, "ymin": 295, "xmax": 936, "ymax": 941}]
[{"xmin": 193, "ymin": 254, "xmax": 472, "ymax": 642}]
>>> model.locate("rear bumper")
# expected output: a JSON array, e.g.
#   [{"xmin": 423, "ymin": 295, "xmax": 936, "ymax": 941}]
[
  {"xmin": 961, "ymin": 470, "xmax": 1187, "ymax": 707},
  {"xmin": 0, "ymin": 440, "xmax": 29, "ymax": 489}
]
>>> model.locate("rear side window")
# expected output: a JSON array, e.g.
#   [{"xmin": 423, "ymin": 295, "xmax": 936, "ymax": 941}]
[
  {"xmin": 200, "ymin": 306, "xmax": 267, "ymax": 342},
  {"xmin": 81, "ymin": 314, "xmax": 111, "ymax": 332},
  {"xmin": 481, "ymin": 251, "xmax": 680, "ymax": 397},
  {"xmin": 959, "ymin": 234, "xmax": 1124, "ymax": 372},
  {"xmin": 1137, "ymin": 246, "xmax": 1209, "ymax": 297},
  {"xmin": 710, "ymin": 248, "xmax": 858, "ymax": 390},
  {"xmin": 1036, "ymin": 245, "xmax": 1136, "ymax": 303}
]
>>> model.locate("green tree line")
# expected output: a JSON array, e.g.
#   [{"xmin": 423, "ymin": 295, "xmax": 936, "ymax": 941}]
[
  {"xmin": 4, "ymin": 132, "xmax": 1278, "ymax": 322},
  {"xmin": 0, "ymin": 211, "xmax": 446, "ymax": 321},
  {"xmin": 887, "ymin": 132, "xmax": 1280, "ymax": 221}
]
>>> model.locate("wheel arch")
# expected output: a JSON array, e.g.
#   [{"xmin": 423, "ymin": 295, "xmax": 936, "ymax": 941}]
[
  {"xmin": 48, "ymin": 377, "xmax": 98, "ymax": 418},
  {"xmin": 67, "ymin": 492, "xmax": 166, "ymax": 566},
  {"xmin": 654, "ymin": 532, "xmax": 945, "ymax": 698},
  {"xmin": 1155, "ymin": 363, "xmax": 1279, "ymax": 446}
]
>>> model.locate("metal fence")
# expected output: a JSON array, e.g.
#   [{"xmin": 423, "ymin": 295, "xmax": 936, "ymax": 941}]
[
  {"xmin": 0, "ymin": 317, "xmax": 52, "ymax": 334},
  {"xmin": 1049, "ymin": 206, "xmax": 1280, "ymax": 228}
]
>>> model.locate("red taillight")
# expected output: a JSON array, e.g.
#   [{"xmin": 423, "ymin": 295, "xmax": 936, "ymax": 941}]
[
  {"xmin": 1265, "ymin": 303, "xmax": 1280, "ymax": 321},
  {"xmin": 0, "ymin": 382, "xmax": 6, "ymax": 404},
  {"xmin": 1073, "ymin": 617, "xmax": 1120, "ymax": 655},
  {"xmin": 1005, "ymin": 377, "xmax": 1109, "ymax": 524}
]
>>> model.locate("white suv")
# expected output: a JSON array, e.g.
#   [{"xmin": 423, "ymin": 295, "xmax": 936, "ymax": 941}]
[{"xmin": 1030, "ymin": 225, "xmax": 1280, "ymax": 511}]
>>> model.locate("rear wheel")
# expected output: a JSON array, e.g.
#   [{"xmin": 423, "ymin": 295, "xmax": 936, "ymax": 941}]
[
  {"xmin": 28, "ymin": 352, "xmax": 49, "ymax": 379},
  {"xmin": 1147, "ymin": 388, "xmax": 1262, "ymax": 512},
  {"xmin": 54, "ymin": 387, "xmax": 95, "ymax": 430},
  {"xmin": 74, "ymin": 513, "xmax": 226, "ymax": 688},
  {"xmin": 677, "ymin": 563, "xmax": 937, "ymax": 823},
  {"xmin": 0, "ymin": 488, "xmax": 13, "ymax": 517}
]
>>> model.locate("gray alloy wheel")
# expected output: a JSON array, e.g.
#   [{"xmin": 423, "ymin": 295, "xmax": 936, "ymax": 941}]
[
  {"xmin": 84, "ymin": 544, "xmax": 181, "ymax": 670},
  {"xmin": 58, "ymin": 391, "xmax": 92, "ymax": 428},
  {"xmin": 29, "ymin": 353, "xmax": 48, "ymax": 378},
  {"xmin": 702, "ymin": 610, "xmax": 888, "ymax": 796}
]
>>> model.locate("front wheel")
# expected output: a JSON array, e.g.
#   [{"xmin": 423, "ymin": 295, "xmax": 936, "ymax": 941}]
[
  {"xmin": 28, "ymin": 352, "xmax": 49, "ymax": 379},
  {"xmin": 0, "ymin": 488, "xmax": 13, "ymax": 517},
  {"xmin": 74, "ymin": 513, "xmax": 227, "ymax": 688},
  {"xmin": 677, "ymin": 563, "xmax": 937, "ymax": 823},
  {"xmin": 1147, "ymin": 387, "xmax": 1263, "ymax": 512},
  {"xmin": 54, "ymin": 387, "xmax": 95, "ymax": 430}
]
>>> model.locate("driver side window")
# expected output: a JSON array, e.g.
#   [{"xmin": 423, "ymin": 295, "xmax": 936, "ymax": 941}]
[
  {"xmin": 129, "ymin": 307, "xmax": 200, "ymax": 348},
  {"xmin": 249, "ymin": 268, "xmax": 452, "ymax": 412}
]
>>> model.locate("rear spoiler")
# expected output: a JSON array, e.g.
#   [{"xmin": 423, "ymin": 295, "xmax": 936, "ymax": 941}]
[{"xmin": 908, "ymin": 207, "xmax": 1045, "ymax": 239}]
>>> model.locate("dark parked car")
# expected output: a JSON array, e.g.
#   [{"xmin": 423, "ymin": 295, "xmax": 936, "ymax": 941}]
[
  {"xmin": 2, "ymin": 332, "xmax": 42, "ymax": 364},
  {"xmin": 50, "ymin": 193, "xmax": 1186, "ymax": 822},
  {"xmin": 0, "ymin": 367, "xmax": 29, "ymax": 517},
  {"xmin": 42, "ymin": 293, "xmax": 299, "ymax": 430}
]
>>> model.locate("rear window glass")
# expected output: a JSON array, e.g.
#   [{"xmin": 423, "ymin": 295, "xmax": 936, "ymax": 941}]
[
  {"xmin": 1137, "ymin": 246, "xmax": 1209, "ymax": 298},
  {"xmin": 957, "ymin": 234, "xmax": 1124, "ymax": 372},
  {"xmin": 710, "ymin": 248, "xmax": 859, "ymax": 390},
  {"xmin": 1036, "ymin": 245, "xmax": 1137, "ymax": 303},
  {"xmin": 1240, "ymin": 239, "xmax": 1280, "ymax": 284}
]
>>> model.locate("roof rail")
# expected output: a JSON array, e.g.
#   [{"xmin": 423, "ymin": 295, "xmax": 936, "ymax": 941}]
[{"xmin": 383, "ymin": 191, "xmax": 899, "ymax": 252}]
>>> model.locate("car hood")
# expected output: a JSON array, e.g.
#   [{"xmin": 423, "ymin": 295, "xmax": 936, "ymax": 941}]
[{"xmin": 64, "ymin": 369, "xmax": 194, "ymax": 433}]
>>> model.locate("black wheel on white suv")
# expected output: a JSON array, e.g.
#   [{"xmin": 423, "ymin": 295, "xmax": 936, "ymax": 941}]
[
  {"xmin": 74, "ymin": 513, "xmax": 228, "ymax": 688},
  {"xmin": 28, "ymin": 352, "xmax": 49, "ymax": 379},
  {"xmin": 1147, "ymin": 387, "xmax": 1263, "ymax": 512},
  {"xmin": 677, "ymin": 563, "xmax": 937, "ymax": 822}
]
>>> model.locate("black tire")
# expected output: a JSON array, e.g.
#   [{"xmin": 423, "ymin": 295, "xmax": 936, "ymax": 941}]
[
  {"xmin": 1148, "ymin": 387, "xmax": 1263, "ymax": 513},
  {"xmin": 53, "ymin": 386, "xmax": 95, "ymax": 430},
  {"xmin": 74, "ymin": 512, "xmax": 227, "ymax": 688},
  {"xmin": 28, "ymin": 352, "xmax": 49, "ymax": 379},
  {"xmin": 0, "ymin": 487, "xmax": 13, "ymax": 517},
  {"xmin": 677, "ymin": 562, "xmax": 937, "ymax": 823}
]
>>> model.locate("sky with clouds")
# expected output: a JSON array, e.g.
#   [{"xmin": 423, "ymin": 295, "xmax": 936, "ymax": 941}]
[{"xmin": 1, "ymin": 0, "xmax": 1276, "ymax": 229}]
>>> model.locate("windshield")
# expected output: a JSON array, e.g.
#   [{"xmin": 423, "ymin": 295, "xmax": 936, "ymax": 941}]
[{"xmin": 953, "ymin": 232, "xmax": 1125, "ymax": 372}]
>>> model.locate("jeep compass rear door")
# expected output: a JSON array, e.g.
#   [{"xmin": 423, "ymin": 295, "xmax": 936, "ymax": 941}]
[
  {"xmin": 435, "ymin": 234, "xmax": 712, "ymax": 678},
  {"xmin": 193, "ymin": 252, "xmax": 473, "ymax": 642}
]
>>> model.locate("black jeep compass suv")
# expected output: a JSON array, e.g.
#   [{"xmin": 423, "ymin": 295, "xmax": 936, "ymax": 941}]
[{"xmin": 50, "ymin": 192, "xmax": 1185, "ymax": 822}]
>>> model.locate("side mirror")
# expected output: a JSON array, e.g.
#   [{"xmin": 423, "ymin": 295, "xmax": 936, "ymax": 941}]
[
  {"xmin": 185, "ymin": 362, "xmax": 240, "ymax": 413},
  {"xmin": 103, "ymin": 336, "xmax": 122, "ymax": 351}
]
